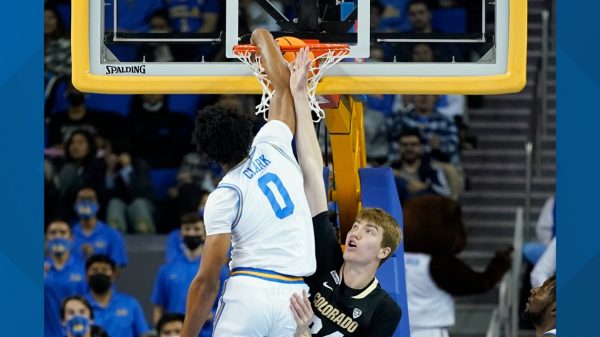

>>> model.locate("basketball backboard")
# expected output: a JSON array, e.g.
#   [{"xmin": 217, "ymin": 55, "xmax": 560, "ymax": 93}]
[{"xmin": 72, "ymin": 0, "xmax": 527, "ymax": 94}]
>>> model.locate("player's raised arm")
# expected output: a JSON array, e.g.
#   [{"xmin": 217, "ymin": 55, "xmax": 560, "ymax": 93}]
[
  {"xmin": 251, "ymin": 28, "xmax": 296, "ymax": 134},
  {"xmin": 290, "ymin": 47, "xmax": 342, "ymax": 285},
  {"xmin": 288, "ymin": 47, "xmax": 328, "ymax": 216}
]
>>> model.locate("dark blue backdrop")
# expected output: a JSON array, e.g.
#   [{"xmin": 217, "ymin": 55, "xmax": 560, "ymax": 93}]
[
  {"xmin": 0, "ymin": 0, "xmax": 43, "ymax": 335},
  {"xmin": 556, "ymin": 0, "xmax": 600, "ymax": 332},
  {"xmin": 0, "ymin": 0, "xmax": 598, "ymax": 334}
]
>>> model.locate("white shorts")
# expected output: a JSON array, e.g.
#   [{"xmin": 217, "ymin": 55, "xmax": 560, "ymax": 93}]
[
  {"xmin": 213, "ymin": 268, "xmax": 309, "ymax": 337},
  {"xmin": 410, "ymin": 327, "xmax": 450, "ymax": 337}
]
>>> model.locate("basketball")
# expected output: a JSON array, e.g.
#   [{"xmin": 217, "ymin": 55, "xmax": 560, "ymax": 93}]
[{"xmin": 275, "ymin": 36, "xmax": 315, "ymax": 64}]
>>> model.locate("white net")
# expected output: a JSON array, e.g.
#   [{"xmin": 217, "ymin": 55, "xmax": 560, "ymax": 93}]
[{"xmin": 234, "ymin": 46, "xmax": 349, "ymax": 122}]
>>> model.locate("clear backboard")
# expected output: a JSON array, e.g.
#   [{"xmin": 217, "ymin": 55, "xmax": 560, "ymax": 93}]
[{"xmin": 72, "ymin": 0, "xmax": 527, "ymax": 94}]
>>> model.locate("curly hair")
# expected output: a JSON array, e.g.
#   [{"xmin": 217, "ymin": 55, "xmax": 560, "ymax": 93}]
[{"xmin": 192, "ymin": 105, "xmax": 255, "ymax": 167}]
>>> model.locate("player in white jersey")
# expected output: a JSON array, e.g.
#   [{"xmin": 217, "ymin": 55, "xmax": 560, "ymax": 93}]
[
  {"xmin": 180, "ymin": 28, "xmax": 315, "ymax": 337},
  {"xmin": 522, "ymin": 275, "xmax": 556, "ymax": 337}
]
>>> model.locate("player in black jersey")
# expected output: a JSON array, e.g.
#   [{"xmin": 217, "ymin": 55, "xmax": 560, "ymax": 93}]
[{"xmin": 288, "ymin": 48, "xmax": 403, "ymax": 337}]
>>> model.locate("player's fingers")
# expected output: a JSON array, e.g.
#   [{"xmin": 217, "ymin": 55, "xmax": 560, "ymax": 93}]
[
  {"xmin": 291, "ymin": 305, "xmax": 304, "ymax": 325},
  {"xmin": 299, "ymin": 49, "xmax": 308, "ymax": 68},
  {"xmin": 291, "ymin": 296, "xmax": 307, "ymax": 320},
  {"xmin": 301, "ymin": 48, "xmax": 311, "ymax": 68},
  {"xmin": 290, "ymin": 300, "xmax": 302, "ymax": 320},
  {"xmin": 298, "ymin": 291, "xmax": 312, "ymax": 317},
  {"xmin": 296, "ymin": 47, "xmax": 306, "ymax": 67}
]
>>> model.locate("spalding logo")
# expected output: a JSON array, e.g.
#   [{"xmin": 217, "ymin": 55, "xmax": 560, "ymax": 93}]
[{"xmin": 105, "ymin": 65, "xmax": 146, "ymax": 75}]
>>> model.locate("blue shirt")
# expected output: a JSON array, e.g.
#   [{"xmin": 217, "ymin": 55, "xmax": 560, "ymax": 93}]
[
  {"xmin": 44, "ymin": 254, "xmax": 87, "ymax": 337},
  {"xmin": 165, "ymin": 229, "xmax": 183, "ymax": 263},
  {"xmin": 366, "ymin": 95, "xmax": 395, "ymax": 117},
  {"xmin": 152, "ymin": 253, "xmax": 229, "ymax": 337},
  {"xmin": 72, "ymin": 221, "xmax": 129, "ymax": 267},
  {"xmin": 165, "ymin": 0, "xmax": 219, "ymax": 33},
  {"xmin": 86, "ymin": 290, "xmax": 150, "ymax": 337}
]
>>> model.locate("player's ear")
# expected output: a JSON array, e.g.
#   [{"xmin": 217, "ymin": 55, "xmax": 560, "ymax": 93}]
[
  {"xmin": 378, "ymin": 247, "xmax": 391, "ymax": 260},
  {"xmin": 550, "ymin": 302, "xmax": 556, "ymax": 318}
]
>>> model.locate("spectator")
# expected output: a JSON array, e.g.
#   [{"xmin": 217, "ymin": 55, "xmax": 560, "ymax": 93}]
[
  {"xmin": 531, "ymin": 237, "xmax": 556, "ymax": 288},
  {"xmin": 85, "ymin": 255, "xmax": 150, "ymax": 337},
  {"xmin": 104, "ymin": 140, "xmax": 156, "ymax": 234},
  {"xmin": 57, "ymin": 130, "xmax": 107, "ymax": 219},
  {"xmin": 406, "ymin": 0, "xmax": 434, "ymax": 33},
  {"xmin": 522, "ymin": 276, "xmax": 556, "ymax": 337},
  {"xmin": 389, "ymin": 94, "xmax": 460, "ymax": 165},
  {"xmin": 370, "ymin": 0, "xmax": 386, "ymax": 31},
  {"xmin": 156, "ymin": 313, "xmax": 185, "ymax": 337},
  {"xmin": 215, "ymin": 94, "xmax": 257, "ymax": 115},
  {"xmin": 165, "ymin": 190, "xmax": 208, "ymax": 262},
  {"xmin": 364, "ymin": 46, "xmax": 396, "ymax": 165},
  {"xmin": 520, "ymin": 196, "xmax": 555, "ymax": 329},
  {"xmin": 388, "ymin": 1, "xmax": 466, "ymax": 62},
  {"xmin": 391, "ymin": 129, "xmax": 451, "ymax": 203},
  {"xmin": 167, "ymin": 152, "xmax": 217, "ymax": 222},
  {"xmin": 142, "ymin": 10, "xmax": 175, "ymax": 62},
  {"xmin": 410, "ymin": 42, "xmax": 475, "ymax": 154},
  {"xmin": 60, "ymin": 295, "xmax": 111, "ymax": 337},
  {"xmin": 129, "ymin": 94, "xmax": 193, "ymax": 167},
  {"xmin": 165, "ymin": 0, "xmax": 219, "ymax": 33},
  {"xmin": 45, "ymin": 220, "xmax": 87, "ymax": 337},
  {"xmin": 409, "ymin": 43, "xmax": 467, "ymax": 118},
  {"xmin": 45, "ymin": 158, "xmax": 62, "ymax": 224},
  {"xmin": 364, "ymin": 96, "xmax": 393, "ymax": 166},
  {"xmin": 71, "ymin": 187, "xmax": 128, "ymax": 267},
  {"xmin": 103, "ymin": 0, "xmax": 164, "ymax": 62},
  {"xmin": 47, "ymin": 85, "xmax": 102, "ymax": 149},
  {"xmin": 152, "ymin": 213, "xmax": 229, "ymax": 337},
  {"xmin": 523, "ymin": 195, "xmax": 555, "ymax": 264},
  {"xmin": 166, "ymin": 0, "xmax": 219, "ymax": 61},
  {"xmin": 44, "ymin": 5, "xmax": 71, "ymax": 85}
]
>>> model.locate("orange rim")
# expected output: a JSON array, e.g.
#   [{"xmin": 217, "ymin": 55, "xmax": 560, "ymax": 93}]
[{"xmin": 233, "ymin": 43, "xmax": 349, "ymax": 55}]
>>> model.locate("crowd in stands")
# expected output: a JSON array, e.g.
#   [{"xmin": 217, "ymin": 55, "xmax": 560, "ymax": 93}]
[
  {"xmin": 44, "ymin": 0, "xmax": 479, "ymax": 231},
  {"xmin": 44, "ymin": 1, "xmax": 553, "ymax": 336}
]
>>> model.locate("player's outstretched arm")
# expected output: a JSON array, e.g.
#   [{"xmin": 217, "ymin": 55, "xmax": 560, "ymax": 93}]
[
  {"xmin": 251, "ymin": 28, "xmax": 296, "ymax": 134},
  {"xmin": 288, "ymin": 47, "xmax": 328, "ymax": 216},
  {"xmin": 180, "ymin": 233, "xmax": 231, "ymax": 337}
]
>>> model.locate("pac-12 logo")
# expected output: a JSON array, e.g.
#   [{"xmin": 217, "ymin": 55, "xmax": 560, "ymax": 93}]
[{"xmin": 105, "ymin": 65, "xmax": 146, "ymax": 75}]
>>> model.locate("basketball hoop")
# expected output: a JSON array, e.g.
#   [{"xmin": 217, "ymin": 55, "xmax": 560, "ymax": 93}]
[{"xmin": 233, "ymin": 42, "xmax": 349, "ymax": 122}]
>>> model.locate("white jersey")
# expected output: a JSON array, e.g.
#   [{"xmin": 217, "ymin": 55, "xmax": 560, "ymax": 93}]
[
  {"xmin": 404, "ymin": 252, "xmax": 455, "ymax": 329},
  {"xmin": 204, "ymin": 120, "xmax": 316, "ymax": 277}
]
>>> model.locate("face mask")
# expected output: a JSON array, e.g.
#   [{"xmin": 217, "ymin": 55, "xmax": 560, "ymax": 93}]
[
  {"xmin": 142, "ymin": 101, "xmax": 164, "ymax": 112},
  {"xmin": 47, "ymin": 238, "xmax": 70, "ymax": 257},
  {"xmin": 183, "ymin": 235, "xmax": 204, "ymax": 251},
  {"xmin": 66, "ymin": 315, "xmax": 90, "ymax": 337},
  {"xmin": 89, "ymin": 273, "xmax": 112, "ymax": 294},
  {"xmin": 74, "ymin": 201, "xmax": 98, "ymax": 220},
  {"xmin": 67, "ymin": 92, "xmax": 86, "ymax": 107}
]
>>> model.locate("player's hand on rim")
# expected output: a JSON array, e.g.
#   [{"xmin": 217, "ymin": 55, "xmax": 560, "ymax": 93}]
[
  {"xmin": 288, "ymin": 47, "xmax": 312, "ymax": 94},
  {"xmin": 291, "ymin": 289, "xmax": 313, "ymax": 337}
]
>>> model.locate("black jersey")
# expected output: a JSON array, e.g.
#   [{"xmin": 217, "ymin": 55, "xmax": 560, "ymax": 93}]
[{"xmin": 305, "ymin": 212, "xmax": 401, "ymax": 337}]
